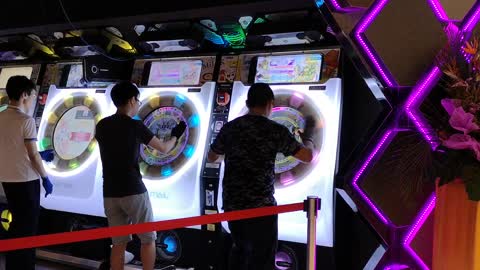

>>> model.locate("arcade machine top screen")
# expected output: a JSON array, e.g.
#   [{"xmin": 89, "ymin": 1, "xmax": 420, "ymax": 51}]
[
  {"xmin": 64, "ymin": 64, "xmax": 84, "ymax": 88},
  {"xmin": 147, "ymin": 60, "xmax": 203, "ymax": 86},
  {"xmin": 254, "ymin": 54, "xmax": 322, "ymax": 84},
  {"xmin": 0, "ymin": 67, "xmax": 34, "ymax": 88},
  {"xmin": 0, "ymin": 66, "xmax": 34, "ymax": 112}
]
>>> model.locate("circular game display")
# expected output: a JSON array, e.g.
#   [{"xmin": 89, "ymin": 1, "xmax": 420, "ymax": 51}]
[
  {"xmin": 53, "ymin": 106, "xmax": 96, "ymax": 160},
  {"xmin": 137, "ymin": 92, "xmax": 200, "ymax": 180},
  {"xmin": 271, "ymin": 107, "xmax": 305, "ymax": 174},
  {"xmin": 38, "ymin": 94, "xmax": 101, "ymax": 172},
  {"xmin": 140, "ymin": 107, "xmax": 189, "ymax": 166},
  {"xmin": 272, "ymin": 91, "xmax": 324, "ymax": 188},
  {"xmin": 237, "ymin": 90, "xmax": 324, "ymax": 188}
]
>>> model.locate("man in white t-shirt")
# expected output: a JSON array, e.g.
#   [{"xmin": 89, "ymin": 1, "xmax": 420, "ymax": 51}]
[{"xmin": 0, "ymin": 76, "xmax": 53, "ymax": 270}]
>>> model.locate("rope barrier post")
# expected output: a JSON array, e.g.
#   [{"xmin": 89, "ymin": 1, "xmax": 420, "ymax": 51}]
[{"xmin": 304, "ymin": 196, "xmax": 321, "ymax": 270}]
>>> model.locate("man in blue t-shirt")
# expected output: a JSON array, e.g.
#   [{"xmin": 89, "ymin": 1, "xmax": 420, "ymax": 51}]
[
  {"xmin": 208, "ymin": 83, "xmax": 315, "ymax": 270},
  {"xmin": 95, "ymin": 81, "xmax": 186, "ymax": 270}
]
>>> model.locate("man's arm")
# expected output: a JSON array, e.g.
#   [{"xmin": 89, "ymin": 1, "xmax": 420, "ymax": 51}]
[
  {"xmin": 25, "ymin": 141, "xmax": 48, "ymax": 178},
  {"xmin": 148, "ymin": 136, "xmax": 177, "ymax": 153},
  {"xmin": 207, "ymin": 150, "xmax": 224, "ymax": 163},
  {"xmin": 208, "ymin": 124, "xmax": 227, "ymax": 162},
  {"xmin": 140, "ymin": 120, "xmax": 186, "ymax": 153},
  {"xmin": 293, "ymin": 141, "xmax": 314, "ymax": 163}
]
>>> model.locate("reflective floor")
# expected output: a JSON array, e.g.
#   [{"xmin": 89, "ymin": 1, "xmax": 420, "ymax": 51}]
[{"xmin": 0, "ymin": 256, "xmax": 86, "ymax": 270}]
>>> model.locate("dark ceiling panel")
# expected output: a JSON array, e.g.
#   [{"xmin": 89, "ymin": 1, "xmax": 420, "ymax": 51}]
[{"xmin": 0, "ymin": 0, "xmax": 314, "ymax": 35}]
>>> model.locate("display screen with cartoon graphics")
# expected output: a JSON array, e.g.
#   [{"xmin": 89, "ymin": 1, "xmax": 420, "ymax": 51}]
[
  {"xmin": 66, "ymin": 64, "xmax": 84, "ymax": 88},
  {"xmin": 0, "ymin": 67, "xmax": 33, "ymax": 89},
  {"xmin": 137, "ymin": 92, "xmax": 200, "ymax": 180},
  {"xmin": 148, "ymin": 60, "xmax": 203, "ymax": 86},
  {"xmin": 255, "ymin": 54, "xmax": 322, "ymax": 84},
  {"xmin": 0, "ymin": 66, "xmax": 36, "ymax": 116}
]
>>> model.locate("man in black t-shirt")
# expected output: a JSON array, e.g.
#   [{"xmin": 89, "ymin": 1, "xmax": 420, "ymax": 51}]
[
  {"xmin": 207, "ymin": 83, "xmax": 315, "ymax": 270},
  {"xmin": 95, "ymin": 81, "xmax": 186, "ymax": 270}
]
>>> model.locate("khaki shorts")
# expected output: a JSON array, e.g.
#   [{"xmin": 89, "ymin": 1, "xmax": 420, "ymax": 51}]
[{"xmin": 104, "ymin": 192, "xmax": 157, "ymax": 245}]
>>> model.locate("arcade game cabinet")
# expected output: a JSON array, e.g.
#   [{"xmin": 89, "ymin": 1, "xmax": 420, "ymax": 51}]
[
  {"xmin": 203, "ymin": 48, "xmax": 341, "ymax": 269},
  {"xmin": 128, "ymin": 55, "xmax": 217, "ymax": 268},
  {"xmin": 36, "ymin": 57, "xmax": 131, "ymax": 217}
]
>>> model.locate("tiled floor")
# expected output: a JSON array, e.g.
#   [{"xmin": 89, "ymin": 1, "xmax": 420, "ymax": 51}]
[{"xmin": 0, "ymin": 255, "xmax": 85, "ymax": 270}]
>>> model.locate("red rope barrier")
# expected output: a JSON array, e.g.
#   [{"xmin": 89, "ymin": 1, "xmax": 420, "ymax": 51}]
[{"xmin": 0, "ymin": 202, "xmax": 304, "ymax": 252}]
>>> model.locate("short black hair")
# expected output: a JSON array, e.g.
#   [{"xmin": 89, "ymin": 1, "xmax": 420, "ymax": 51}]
[
  {"xmin": 246, "ymin": 83, "xmax": 274, "ymax": 108},
  {"xmin": 6, "ymin": 76, "xmax": 36, "ymax": 101},
  {"xmin": 111, "ymin": 81, "xmax": 140, "ymax": 107}
]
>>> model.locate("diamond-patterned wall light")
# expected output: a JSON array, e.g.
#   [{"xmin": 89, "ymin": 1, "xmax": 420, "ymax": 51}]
[
  {"xmin": 353, "ymin": 0, "xmax": 447, "ymax": 87},
  {"xmin": 434, "ymin": 0, "xmax": 476, "ymax": 22},
  {"xmin": 400, "ymin": 4, "xmax": 480, "ymax": 269},
  {"xmin": 321, "ymin": 0, "xmax": 480, "ymax": 268}
]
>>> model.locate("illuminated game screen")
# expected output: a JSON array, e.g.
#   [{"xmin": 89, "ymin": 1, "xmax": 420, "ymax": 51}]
[
  {"xmin": 254, "ymin": 54, "xmax": 323, "ymax": 84},
  {"xmin": 140, "ymin": 107, "xmax": 189, "ymax": 166},
  {"xmin": 66, "ymin": 64, "xmax": 84, "ymax": 87},
  {"xmin": 147, "ymin": 60, "xmax": 202, "ymax": 86},
  {"xmin": 0, "ymin": 67, "xmax": 34, "ymax": 89},
  {"xmin": 53, "ymin": 106, "xmax": 96, "ymax": 160},
  {"xmin": 138, "ymin": 93, "xmax": 201, "ymax": 180}
]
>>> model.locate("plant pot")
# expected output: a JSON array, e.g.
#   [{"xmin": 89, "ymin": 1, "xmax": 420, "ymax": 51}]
[{"xmin": 433, "ymin": 179, "xmax": 480, "ymax": 270}]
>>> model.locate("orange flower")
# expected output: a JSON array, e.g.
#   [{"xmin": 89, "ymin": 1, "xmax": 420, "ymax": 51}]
[{"xmin": 464, "ymin": 39, "xmax": 479, "ymax": 55}]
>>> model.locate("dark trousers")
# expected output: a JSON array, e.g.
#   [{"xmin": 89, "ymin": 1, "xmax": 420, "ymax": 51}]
[
  {"xmin": 228, "ymin": 214, "xmax": 278, "ymax": 270},
  {"xmin": 2, "ymin": 180, "xmax": 40, "ymax": 270}
]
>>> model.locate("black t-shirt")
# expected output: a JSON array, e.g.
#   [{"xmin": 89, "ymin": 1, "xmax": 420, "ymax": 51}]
[
  {"xmin": 210, "ymin": 114, "xmax": 302, "ymax": 211},
  {"xmin": 95, "ymin": 114, "xmax": 154, "ymax": 197}
]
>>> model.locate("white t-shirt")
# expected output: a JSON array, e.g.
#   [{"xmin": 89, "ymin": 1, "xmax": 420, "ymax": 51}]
[{"xmin": 0, "ymin": 105, "xmax": 40, "ymax": 182}]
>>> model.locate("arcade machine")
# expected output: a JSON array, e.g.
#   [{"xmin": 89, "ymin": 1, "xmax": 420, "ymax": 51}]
[
  {"xmin": 131, "ymin": 56, "xmax": 216, "ymax": 220},
  {"xmin": 127, "ymin": 55, "xmax": 216, "ymax": 268},
  {"xmin": 36, "ymin": 57, "xmax": 131, "ymax": 217},
  {"xmin": 203, "ymin": 48, "xmax": 341, "ymax": 269}
]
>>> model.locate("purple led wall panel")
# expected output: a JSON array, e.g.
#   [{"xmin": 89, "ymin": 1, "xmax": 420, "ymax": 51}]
[
  {"xmin": 426, "ymin": 0, "xmax": 448, "ymax": 21},
  {"xmin": 323, "ymin": 0, "xmax": 480, "ymax": 268},
  {"xmin": 403, "ymin": 194, "xmax": 436, "ymax": 270},
  {"xmin": 461, "ymin": 3, "xmax": 480, "ymax": 33},
  {"xmin": 324, "ymin": 0, "xmax": 363, "ymax": 13},
  {"xmin": 353, "ymin": 0, "xmax": 451, "ymax": 88},
  {"xmin": 405, "ymin": 66, "xmax": 442, "ymax": 149},
  {"xmin": 352, "ymin": 130, "xmax": 394, "ymax": 224},
  {"xmin": 400, "ymin": 6, "xmax": 480, "ymax": 268},
  {"xmin": 327, "ymin": 0, "xmax": 343, "ymax": 10},
  {"xmin": 353, "ymin": 0, "xmax": 396, "ymax": 87},
  {"xmin": 384, "ymin": 265, "xmax": 409, "ymax": 270}
]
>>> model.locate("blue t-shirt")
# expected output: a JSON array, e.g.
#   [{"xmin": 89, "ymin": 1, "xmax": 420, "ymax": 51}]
[{"xmin": 211, "ymin": 114, "xmax": 302, "ymax": 211}]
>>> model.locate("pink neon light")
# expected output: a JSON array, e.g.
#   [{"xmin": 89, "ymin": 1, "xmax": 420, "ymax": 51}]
[
  {"xmin": 427, "ymin": 0, "xmax": 449, "ymax": 21},
  {"xmin": 462, "ymin": 3, "xmax": 480, "ymax": 33},
  {"xmin": 352, "ymin": 130, "xmax": 394, "ymax": 224},
  {"xmin": 324, "ymin": 0, "xmax": 362, "ymax": 13},
  {"xmin": 403, "ymin": 194, "xmax": 436, "ymax": 270},
  {"xmin": 405, "ymin": 66, "xmax": 442, "ymax": 148},
  {"xmin": 329, "ymin": 0, "xmax": 342, "ymax": 10},
  {"xmin": 354, "ymin": 0, "xmax": 395, "ymax": 87}
]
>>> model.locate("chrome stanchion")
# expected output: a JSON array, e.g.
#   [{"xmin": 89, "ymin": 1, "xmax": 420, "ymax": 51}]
[{"xmin": 304, "ymin": 196, "xmax": 321, "ymax": 270}]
